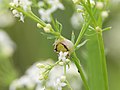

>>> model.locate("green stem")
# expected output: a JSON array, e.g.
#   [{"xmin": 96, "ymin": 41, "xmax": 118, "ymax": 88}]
[
  {"xmin": 64, "ymin": 64, "xmax": 66, "ymax": 76},
  {"xmin": 74, "ymin": 20, "xmax": 90, "ymax": 48},
  {"xmin": 97, "ymin": 31, "xmax": 108, "ymax": 90},
  {"xmin": 71, "ymin": 52, "xmax": 89, "ymax": 90},
  {"xmin": 10, "ymin": 6, "xmax": 46, "ymax": 27},
  {"xmin": 9, "ymin": 6, "xmax": 62, "ymax": 37},
  {"xmin": 81, "ymin": 0, "xmax": 97, "ymax": 26},
  {"xmin": 66, "ymin": 80, "xmax": 73, "ymax": 90}
]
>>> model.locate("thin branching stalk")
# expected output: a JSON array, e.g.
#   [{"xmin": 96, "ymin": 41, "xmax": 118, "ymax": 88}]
[{"xmin": 71, "ymin": 52, "xmax": 89, "ymax": 90}]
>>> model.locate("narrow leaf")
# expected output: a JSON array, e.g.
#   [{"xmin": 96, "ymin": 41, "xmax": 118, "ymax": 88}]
[
  {"xmin": 76, "ymin": 39, "xmax": 89, "ymax": 50},
  {"xmin": 86, "ymin": 29, "xmax": 108, "ymax": 90},
  {"xmin": 71, "ymin": 31, "xmax": 75, "ymax": 44}
]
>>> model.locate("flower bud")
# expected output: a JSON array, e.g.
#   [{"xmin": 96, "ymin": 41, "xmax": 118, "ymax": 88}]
[
  {"xmin": 101, "ymin": 11, "xmax": 109, "ymax": 18},
  {"xmin": 43, "ymin": 24, "xmax": 52, "ymax": 33},
  {"xmin": 54, "ymin": 38, "xmax": 74, "ymax": 54},
  {"xmin": 96, "ymin": 26, "xmax": 102, "ymax": 32},
  {"xmin": 59, "ymin": 62, "xmax": 64, "ymax": 66},
  {"xmin": 65, "ymin": 59, "xmax": 71, "ymax": 64},
  {"xmin": 60, "ymin": 76, "xmax": 66, "ymax": 82},
  {"xmin": 37, "ymin": 23, "xmax": 43, "ymax": 28},
  {"xmin": 36, "ymin": 63, "xmax": 45, "ymax": 68},
  {"xmin": 96, "ymin": 2, "xmax": 104, "ymax": 10}
]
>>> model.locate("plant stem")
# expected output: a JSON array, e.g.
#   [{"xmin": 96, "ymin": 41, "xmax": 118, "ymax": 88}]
[
  {"xmin": 71, "ymin": 52, "xmax": 89, "ymax": 90},
  {"xmin": 64, "ymin": 64, "xmax": 66, "ymax": 76},
  {"xmin": 81, "ymin": 0, "xmax": 97, "ymax": 26},
  {"xmin": 97, "ymin": 31, "xmax": 108, "ymax": 90},
  {"xmin": 10, "ymin": 6, "xmax": 46, "ymax": 27},
  {"xmin": 66, "ymin": 80, "xmax": 73, "ymax": 90}
]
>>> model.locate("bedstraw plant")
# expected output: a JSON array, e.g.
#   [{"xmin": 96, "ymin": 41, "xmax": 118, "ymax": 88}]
[{"xmin": 2, "ymin": 0, "xmax": 111, "ymax": 90}]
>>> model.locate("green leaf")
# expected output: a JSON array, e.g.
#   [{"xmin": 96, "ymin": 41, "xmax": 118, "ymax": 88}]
[
  {"xmin": 47, "ymin": 36, "xmax": 56, "ymax": 39},
  {"xmin": 102, "ymin": 27, "xmax": 112, "ymax": 32},
  {"xmin": 55, "ymin": 19, "xmax": 62, "ymax": 33},
  {"xmin": 40, "ymin": 32, "xmax": 56, "ymax": 39},
  {"xmin": 76, "ymin": 39, "xmax": 88, "ymax": 50},
  {"xmin": 86, "ymin": 29, "xmax": 108, "ymax": 90},
  {"xmin": 71, "ymin": 31, "xmax": 75, "ymax": 44}
]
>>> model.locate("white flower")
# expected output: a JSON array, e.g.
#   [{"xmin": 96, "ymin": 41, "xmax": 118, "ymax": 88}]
[
  {"xmin": 26, "ymin": 63, "xmax": 41, "ymax": 83},
  {"xmin": 10, "ymin": 0, "xmax": 32, "ymax": 22},
  {"xmin": 38, "ymin": 1, "xmax": 45, "ymax": 7},
  {"xmin": 18, "ymin": 75, "xmax": 35, "ymax": 88},
  {"xmin": 9, "ymin": 76, "xmax": 35, "ymax": 90},
  {"xmin": 96, "ymin": 2, "xmax": 104, "ymax": 9},
  {"xmin": 38, "ymin": 0, "xmax": 64, "ymax": 22},
  {"xmin": 54, "ymin": 77, "xmax": 67, "ymax": 90},
  {"xmin": 9, "ymin": 79, "xmax": 19, "ymax": 90},
  {"xmin": 0, "ymin": 30, "xmax": 15, "ymax": 57},
  {"xmin": 12, "ymin": 10, "xmax": 24, "ymax": 22},
  {"xmin": 19, "ymin": 0, "xmax": 32, "ymax": 11},
  {"xmin": 38, "ymin": 9, "xmax": 52, "ymax": 22},
  {"xmin": 19, "ymin": 12, "xmax": 24, "ymax": 22},
  {"xmin": 12, "ymin": 0, "xmax": 19, "ymax": 7},
  {"xmin": 36, "ymin": 84, "xmax": 45, "ymax": 90},
  {"xmin": 48, "ymin": 0, "xmax": 64, "ymax": 12},
  {"xmin": 11, "ymin": 0, "xmax": 32, "ymax": 11},
  {"xmin": 48, "ymin": 62, "xmax": 82, "ymax": 90},
  {"xmin": 10, "ymin": 60, "xmax": 82, "ymax": 90},
  {"xmin": 58, "ymin": 51, "xmax": 68, "ymax": 62},
  {"xmin": 9, "ymin": 62, "xmax": 42, "ymax": 90},
  {"xmin": 71, "ymin": 12, "xmax": 83, "ymax": 29}
]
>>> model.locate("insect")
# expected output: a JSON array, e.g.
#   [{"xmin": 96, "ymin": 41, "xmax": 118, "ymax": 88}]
[{"xmin": 54, "ymin": 38, "xmax": 74, "ymax": 54}]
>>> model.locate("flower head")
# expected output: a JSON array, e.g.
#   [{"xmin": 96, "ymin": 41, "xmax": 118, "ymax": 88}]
[
  {"xmin": 10, "ymin": 0, "xmax": 32, "ymax": 22},
  {"xmin": 12, "ymin": 10, "xmax": 24, "ymax": 22}
]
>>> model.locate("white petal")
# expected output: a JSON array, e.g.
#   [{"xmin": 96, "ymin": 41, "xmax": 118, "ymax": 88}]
[{"xmin": 60, "ymin": 82, "xmax": 66, "ymax": 87}]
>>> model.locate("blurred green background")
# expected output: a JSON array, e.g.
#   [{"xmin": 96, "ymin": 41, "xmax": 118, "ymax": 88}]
[{"xmin": 0, "ymin": 0, "xmax": 120, "ymax": 90}]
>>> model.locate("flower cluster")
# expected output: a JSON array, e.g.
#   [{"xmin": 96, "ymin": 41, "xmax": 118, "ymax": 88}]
[
  {"xmin": 9, "ymin": 61, "xmax": 44, "ymax": 90},
  {"xmin": 71, "ymin": 0, "xmax": 95, "ymax": 29},
  {"xmin": 38, "ymin": 0, "xmax": 64, "ymax": 22},
  {"xmin": 9, "ymin": 0, "xmax": 32, "ymax": 22},
  {"xmin": 71, "ymin": 0, "xmax": 109, "ymax": 30},
  {"xmin": 10, "ymin": 59, "xmax": 82, "ymax": 90}
]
